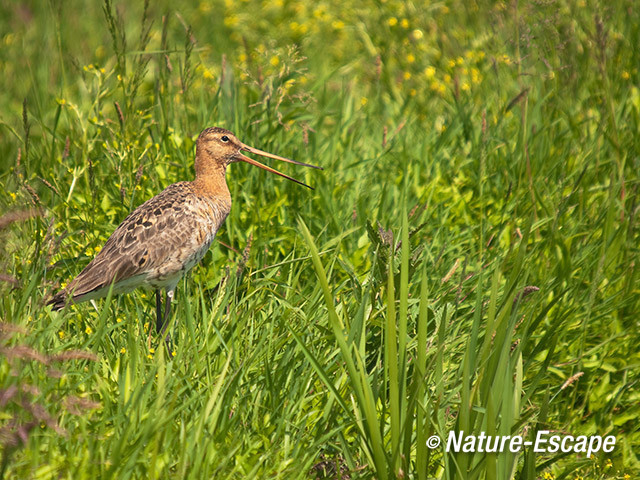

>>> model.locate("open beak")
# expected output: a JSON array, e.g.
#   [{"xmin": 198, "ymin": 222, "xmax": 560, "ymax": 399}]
[{"xmin": 238, "ymin": 143, "xmax": 322, "ymax": 190}]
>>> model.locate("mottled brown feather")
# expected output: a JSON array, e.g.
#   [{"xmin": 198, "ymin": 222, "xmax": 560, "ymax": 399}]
[{"xmin": 48, "ymin": 182, "xmax": 230, "ymax": 309}]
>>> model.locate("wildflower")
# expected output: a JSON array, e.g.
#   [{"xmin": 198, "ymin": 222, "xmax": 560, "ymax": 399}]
[
  {"xmin": 622, "ymin": 71, "xmax": 630, "ymax": 79},
  {"xmin": 313, "ymin": 6, "xmax": 326, "ymax": 19},
  {"xmin": 403, "ymin": 71, "xmax": 411, "ymax": 80},
  {"xmin": 412, "ymin": 29, "xmax": 424, "ymax": 40},
  {"xmin": 270, "ymin": 55, "xmax": 280, "ymax": 67},
  {"xmin": 9, "ymin": 192, "xmax": 16, "ymax": 200},
  {"xmin": 456, "ymin": 56, "xmax": 464, "ymax": 65},
  {"xmin": 400, "ymin": 18, "xmax": 409, "ymax": 28},
  {"xmin": 223, "ymin": 15, "xmax": 238, "ymax": 27},
  {"xmin": 406, "ymin": 53, "xmax": 416, "ymax": 63},
  {"xmin": 85, "ymin": 326, "xmax": 93, "ymax": 335},
  {"xmin": 144, "ymin": 322, "xmax": 150, "ymax": 331},
  {"xmin": 542, "ymin": 472, "xmax": 554, "ymax": 480},
  {"xmin": 120, "ymin": 347, "xmax": 126, "ymax": 354},
  {"xmin": 172, "ymin": 351, "xmax": 176, "ymax": 357},
  {"xmin": 448, "ymin": 59, "xmax": 456, "ymax": 68},
  {"xmin": 360, "ymin": 97, "xmax": 368, "ymax": 106},
  {"xmin": 461, "ymin": 82, "xmax": 470, "ymax": 91},
  {"xmin": 117, "ymin": 318, "xmax": 123, "ymax": 323},
  {"xmin": 58, "ymin": 331, "xmax": 65, "ymax": 339},
  {"xmin": 605, "ymin": 459, "xmax": 612, "ymax": 468},
  {"xmin": 424, "ymin": 66, "xmax": 436, "ymax": 78},
  {"xmin": 388, "ymin": 17, "xmax": 398, "ymax": 27},
  {"xmin": 410, "ymin": 88, "xmax": 417, "ymax": 96},
  {"xmin": 85, "ymin": 247, "xmax": 93, "ymax": 256},
  {"xmin": 332, "ymin": 20, "xmax": 345, "ymax": 30},
  {"xmin": 471, "ymin": 68, "xmax": 481, "ymax": 83}
]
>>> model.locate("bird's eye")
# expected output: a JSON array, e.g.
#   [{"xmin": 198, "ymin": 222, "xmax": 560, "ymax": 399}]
[{"xmin": 221, "ymin": 135, "xmax": 229, "ymax": 143}]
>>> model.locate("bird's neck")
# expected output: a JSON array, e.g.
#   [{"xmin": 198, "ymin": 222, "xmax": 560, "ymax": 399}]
[{"xmin": 192, "ymin": 163, "xmax": 230, "ymax": 200}]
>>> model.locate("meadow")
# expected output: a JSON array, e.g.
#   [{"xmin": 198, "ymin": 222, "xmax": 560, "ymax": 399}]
[{"xmin": 0, "ymin": 0, "xmax": 638, "ymax": 478}]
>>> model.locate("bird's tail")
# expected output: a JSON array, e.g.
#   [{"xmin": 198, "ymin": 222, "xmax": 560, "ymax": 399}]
[{"xmin": 46, "ymin": 291, "xmax": 68, "ymax": 311}]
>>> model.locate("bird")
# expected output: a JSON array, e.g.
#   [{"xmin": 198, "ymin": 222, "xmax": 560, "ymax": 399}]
[{"xmin": 47, "ymin": 127, "xmax": 321, "ymax": 338}]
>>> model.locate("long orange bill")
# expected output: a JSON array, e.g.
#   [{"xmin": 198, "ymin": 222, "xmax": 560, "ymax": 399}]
[{"xmin": 239, "ymin": 144, "xmax": 323, "ymax": 190}]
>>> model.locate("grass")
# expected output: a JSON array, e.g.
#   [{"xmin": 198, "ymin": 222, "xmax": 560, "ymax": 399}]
[{"xmin": 0, "ymin": 0, "xmax": 639, "ymax": 478}]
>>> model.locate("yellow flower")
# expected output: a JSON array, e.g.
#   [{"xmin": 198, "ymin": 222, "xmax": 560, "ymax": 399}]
[
  {"xmin": 223, "ymin": 15, "xmax": 239, "ymax": 27},
  {"xmin": 461, "ymin": 82, "xmax": 470, "ymax": 91},
  {"xmin": 117, "ymin": 317, "xmax": 123, "ymax": 323},
  {"xmin": 400, "ymin": 18, "xmax": 409, "ymax": 28},
  {"xmin": 424, "ymin": 66, "xmax": 436, "ymax": 78},
  {"xmin": 448, "ymin": 59, "xmax": 456, "ymax": 68},
  {"xmin": 270, "ymin": 55, "xmax": 280, "ymax": 67},
  {"xmin": 332, "ymin": 20, "xmax": 345, "ymax": 30},
  {"xmin": 412, "ymin": 29, "xmax": 423, "ymax": 40},
  {"xmin": 85, "ymin": 247, "xmax": 93, "ymax": 256},
  {"xmin": 360, "ymin": 97, "xmax": 368, "ymax": 106},
  {"xmin": 406, "ymin": 53, "xmax": 416, "ymax": 63},
  {"xmin": 403, "ymin": 71, "xmax": 411, "ymax": 80},
  {"xmin": 94, "ymin": 245, "xmax": 101, "ymax": 253},
  {"xmin": 149, "ymin": 348, "xmax": 155, "ymax": 354},
  {"xmin": 456, "ymin": 56, "xmax": 464, "ymax": 65},
  {"xmin": 388, "ymin": 17, "xmax": 398, "ymax": 27},
  {"xmin": 409, "ymin": 88, "xmax": 417, "ymax": 96},
  {"xmin": 58, "ymin": 331, "xmax": 65, "ymax": 339},
  {"xmin": 144, "ymin": 322, "xmax": 149, "ymax": 331},
  {"xmin": 171, "ymin": 351, "xmax": 176, "ymax": 357},
  {"xmin": 85, "ymin": 326, "xmax": 93, "ymax": 335},
  {"xmin": 622, "ymin": 71, "xmax": 630, "ymax": 79},
  {"xmin": 147, "ymin": 354, "xmax": 153, "ymax": 359},
  {"xmin": 120, "ymin": 347, "xmax": 126, "ymax": 354},
  {"xmin": 605, "ymin": 459, "xmax": 612, "ymax": 468},
  {"xmin": 9, "ymin": 192, "xmax": 16, "ymax": 200},
  {"xmin": 471, "ymin": 68, "xmax": 481, "ymax": 83}
]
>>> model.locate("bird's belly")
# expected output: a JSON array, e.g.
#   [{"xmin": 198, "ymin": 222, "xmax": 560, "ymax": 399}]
[{"xmin": 147, "ymin": 222, "xmax": 220, "ymax": 290}]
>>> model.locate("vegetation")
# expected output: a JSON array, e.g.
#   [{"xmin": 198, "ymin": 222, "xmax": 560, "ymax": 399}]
[{"xmin": 0, "ymin": 0, "xmax": 638, "ymax": 478}]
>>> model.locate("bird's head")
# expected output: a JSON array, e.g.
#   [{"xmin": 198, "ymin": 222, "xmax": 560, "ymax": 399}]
[{"xmin": 195, "ymin": 127, "xmax": 321, "ymax": 189}]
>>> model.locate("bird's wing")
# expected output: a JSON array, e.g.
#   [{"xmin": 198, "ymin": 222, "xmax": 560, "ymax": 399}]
[{"xmin": 49, "ymin": 182, "xmax": 224, "ymax": 307}]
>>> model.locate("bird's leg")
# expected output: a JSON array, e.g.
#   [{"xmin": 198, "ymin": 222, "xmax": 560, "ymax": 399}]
[
  {"xmin": 159, "ymin": 289, "xmax": 174, "ymax": 349},
  {"xmin": 155, "ymin": 289, "xmax": 163, "ymax": 332}
]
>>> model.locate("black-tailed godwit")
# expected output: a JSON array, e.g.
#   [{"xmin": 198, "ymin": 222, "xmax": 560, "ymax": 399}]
[{"xmin": 47, "ymin": 127, "xmax": 321, "ymax": 337}]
